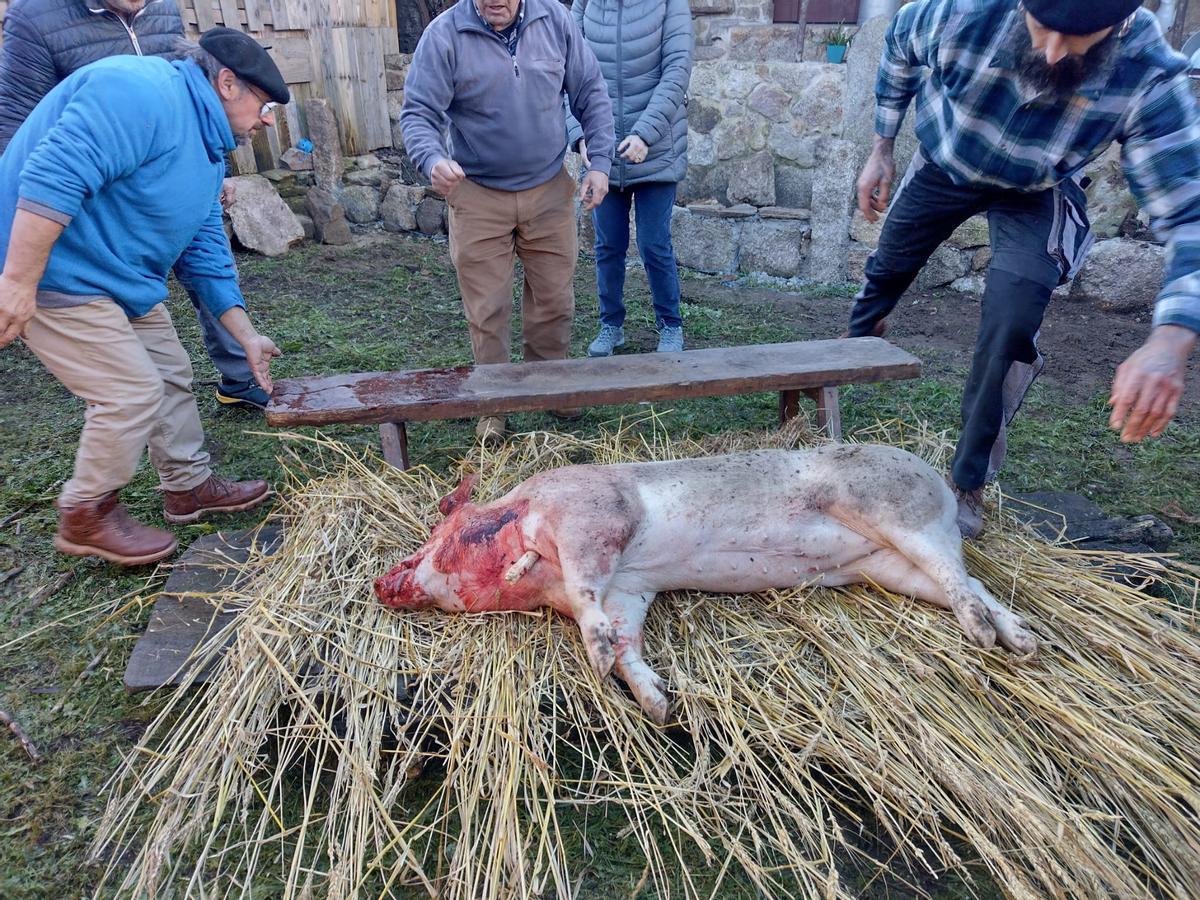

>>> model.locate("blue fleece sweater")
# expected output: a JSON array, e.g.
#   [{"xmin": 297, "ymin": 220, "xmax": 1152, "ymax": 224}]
[{"xmin": 0, "ymin": 55, "xmax": 243, "ymax": 319}]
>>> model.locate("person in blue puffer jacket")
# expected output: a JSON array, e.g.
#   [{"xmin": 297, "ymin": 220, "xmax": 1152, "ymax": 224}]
[{"xmin": 566, "ymin": 0, "xmax": 693, "ymax": 356}]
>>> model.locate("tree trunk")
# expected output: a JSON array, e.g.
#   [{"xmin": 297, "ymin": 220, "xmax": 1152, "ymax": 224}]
[{"xmin": 797, "ymin": 0, "xmax": 812, "ymax": 60}]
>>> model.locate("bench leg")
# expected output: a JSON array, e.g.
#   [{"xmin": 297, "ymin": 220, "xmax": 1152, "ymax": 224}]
[
  {"xmin": 379, "ymin": 423, "xmax": 410, "ymax": 469},
  {"xmin": 804, "ymin": 387, "xmax": 842, "ymax": 440},
  {"xmin": 778, "ymin": 389, "xmax": 800, "ymax": 424}
]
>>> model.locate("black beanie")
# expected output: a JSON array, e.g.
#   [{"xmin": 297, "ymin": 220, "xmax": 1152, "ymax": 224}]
[
  {"xmin": 199, "ymin": 26, "xmax": 290, "ymax": 105},
  {"xmin": 1021, "ymin": 0, "xmax": 1142, "ymax": 36}
]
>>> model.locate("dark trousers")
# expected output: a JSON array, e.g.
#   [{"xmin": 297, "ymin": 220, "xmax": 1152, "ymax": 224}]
[
  {"xmin": 593, "ymin": 181, "xmax": 683, "ymax": 329},
  {"xmin": 847, "ymin": 153, "xmax": 1091, "ymax": 490}
]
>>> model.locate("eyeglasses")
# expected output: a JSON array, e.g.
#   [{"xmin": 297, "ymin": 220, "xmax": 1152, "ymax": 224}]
[{"xmin": 241, "ymin": 80, "xmax": 279, "ymax": 120}]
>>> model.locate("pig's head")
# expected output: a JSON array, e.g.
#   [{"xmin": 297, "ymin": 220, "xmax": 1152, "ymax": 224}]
[
  {"xmin": 375, "ymin": 474, "xmax": 480, "ymax": 610},
  {"xmin": 375, "ymin": 474, "xmax": 533, "ymax": 613}
]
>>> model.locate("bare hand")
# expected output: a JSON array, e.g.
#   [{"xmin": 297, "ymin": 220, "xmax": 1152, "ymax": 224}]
[
  {"xmin": 578, "ymin": 170, "xmax": 609, "ymax": 211},
  {"xmin": 431, "ymin": 158, "xmax": 466, "ymax": 197},
  {"xmin": 577, "ymin": 138, "xmax": 591, "ymax": 169},
  {"xmin": 242, "ymin": 333, "xmax": 282, "ymax": 395},
  {"xmin": 0, "ymin": 273, "xmax": 37, "ymax": 348},
  {"xmin": 618, "ymin": 134, "xmax": 649, "ymax": 164},
  {"xmin": 219, "ymin": 178, "xmax": 237, "ymax": 212},
  {"xmin": 857, "ymin": 143, "xmax": 896, "ymax": 223},
  {"xmin": 1108, "ymin": 325, "xmax": 1196, "ymax": 442}
]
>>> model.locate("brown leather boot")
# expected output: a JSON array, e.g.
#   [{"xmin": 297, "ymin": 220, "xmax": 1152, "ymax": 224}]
[
  {"xmin": 54, "ymin": 493, "xmax": 178, "ymax": 566},
  {"xmin": 839, "ymin": 319, "xmax": 889, "ymax": 339},
  {"xmin": 163, "ymin": 474, "xmax": 272, "ymax": 525}
]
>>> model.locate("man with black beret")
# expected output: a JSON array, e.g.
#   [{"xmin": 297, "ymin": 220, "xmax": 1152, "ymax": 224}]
[
  {"xmin": 847, "ymin": 0, "xmax": 1200, "ymax": 538},
  {"xmin": 0, "ymin": 4, "xmax": 281, "ymax": 411},
  {"xmin": 0, "ymin": 32, "xmax": 287, "ymax": 565}
]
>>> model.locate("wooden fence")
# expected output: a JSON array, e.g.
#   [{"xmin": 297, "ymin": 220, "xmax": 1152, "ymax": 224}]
[{"xmin": 0, "ymin": 0, "xmax": 399, "ymax": 173}]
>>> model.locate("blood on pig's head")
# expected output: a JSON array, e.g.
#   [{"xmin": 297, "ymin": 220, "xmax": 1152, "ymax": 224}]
[{"xmin": 374, "ymin": 554, "xmax": 436, "ymax": 609}]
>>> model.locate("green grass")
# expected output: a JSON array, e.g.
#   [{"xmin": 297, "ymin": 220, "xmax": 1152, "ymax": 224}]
[{"xmin": 0, "ymin": 231, "xmax": 1195, "ymax": 895}]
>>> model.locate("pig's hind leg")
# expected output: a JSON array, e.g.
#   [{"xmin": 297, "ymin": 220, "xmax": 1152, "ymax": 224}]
[{"xmin": 602, "ymin": 589, "xmax": 670, "ymax": 725}]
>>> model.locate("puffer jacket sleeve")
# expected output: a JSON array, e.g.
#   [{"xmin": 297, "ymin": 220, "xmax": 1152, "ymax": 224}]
[
  {"xmin": 564, "ymin": 0, "xmax": 586, "ymax": 152},
  {"xmin": 0, "ymin": 8, "xmax": 60, "ymax": 154},
  {"xmin": 629, "ymin": 0, "xmax": 691, "ymax": 148}
]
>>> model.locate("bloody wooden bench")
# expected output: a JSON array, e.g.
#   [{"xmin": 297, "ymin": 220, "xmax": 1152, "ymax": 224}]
[{"xmin": 265, "ymin": 338, "xmax": 922, "ymax": 469}]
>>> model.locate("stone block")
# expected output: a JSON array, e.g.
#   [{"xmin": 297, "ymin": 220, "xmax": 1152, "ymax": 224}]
[
  {"xmin": 807, "ymin": 138, "xmax": 858, "ymax": 283},
  {"xmin": 1069, "ymin": 239, "xmax": 1165, "ymax": 312},
  {"xmin": 339, "ymin": 185, "xmax": 381, "ymax": 224},
  {"xmin": 713, "ymin": 114, "xmax": 767, "ymax": 160},
  {"xmin": 225, "ymin": 174, "xmax": 304, "ymax": 257},
  {"xmin": 297, "ymin": 214, "xmax": 315, "ymax": 241},
  {"xmin": 688, "ymin": 99, "xmax": 721, "ymax": 134},
  {"xmin": 950, "ymin": 275, "xmax": 986, "ymax": 295},
  {"xmin": 748, "ymin": 82, "xmax": 792, "ymax": 121},
  {"xmin": 773, "ymin": 162, "xmax": 813, "ymax": 208},
  {"xmin": 1083, "ymin": 144, "xmax": 1139, "ymax": 239},
  {"xmin": 846, "ymin": 245, "xmax": 871, "ymax": 282},
  {"xmin": 689, "ymin": 130, "xmax": 717, "ymax": 166},
  {"xmin": 689, "ymin": 0, "xmax": 734, "ymax": 12},
  {"xmin": 306, "ymin": 98, "xmax": 344, "ymax": 194},
  {"xmin": 740, "ymin": 218, "xmax": 809, "ymax": 276},
  {"xmin": 304, "ymin": 186, "xmax": 353, "ymax": 245},
  {"xmin": 688, "ymin": 202, "xmax": 757, "ymax": 218},
  {"xmin": 416, "ymin": 197, "xmax": 448, "ymax": 235},
  {"xmin": 344, "ymin": 168, "xmax": 383, "ymax": 187},
  {"xmin": 671, "ymin": 206, "xmax": 740, "ymax": 273},
  {"xmin": 725, "ymin": 25, "xmax": 801, "ymax": 62},
  {"xmin": 678, "ymin": 164, "xmax": 729, "ymax": 205},
  {"xmin": 726, "ymin": 151, "xmax": 775, "ymax": 206},
  {"xmin": 381, "ymin": 184, "xmax": 423, "ymax": 232},
  {"xmin": 848, "ymin": 208, "xmax": 883, "ymax": 247},
  {"xmin": 759, "ymin": 206, "xmax": 810, "ymax": 220},
  {"xmin": 790, "ymin": 66, "xmax": 846, "ymax": 136},
  {"xmin": 915, "ymin": 245, "xmax": 970, "ymax": 290},
  {"xmin": 767, "ymin": 123, "xmax": 818, "ymax": 165}
]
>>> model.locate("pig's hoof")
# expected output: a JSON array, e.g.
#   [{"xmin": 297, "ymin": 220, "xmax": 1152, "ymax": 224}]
[
  {"xmin": 642, "ymin": 694, "xmax": 671, "ymax": 727},
  {"xmin": 955, "ymin": 601, "xmax": 997, "ymax": 649},
  {"xmin": 585, "ymin": 627, "xmax": 617, "ymax": 680},
  {"xmin": 995, "ymin": 614, "xmax": 1038, "ymax": 656}
]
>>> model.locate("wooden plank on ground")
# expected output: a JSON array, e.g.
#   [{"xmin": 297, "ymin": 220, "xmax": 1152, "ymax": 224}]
[
  {"xmin": 124, "ymin": 526, "xmax": 282, "ymax": 691},
  {"xmin": 266, "ymin": 338, "xmax": 922, "ymax": 426}
]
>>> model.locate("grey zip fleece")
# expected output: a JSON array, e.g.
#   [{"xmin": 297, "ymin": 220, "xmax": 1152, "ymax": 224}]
[{"xmin": 401, "ymin": 0, "xmax": 614, "ymax": 191}]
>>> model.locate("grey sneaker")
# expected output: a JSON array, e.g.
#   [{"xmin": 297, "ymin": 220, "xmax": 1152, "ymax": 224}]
[
  {"xmin": 656, "ymin": 325, "xmax": 684, "ymax": 353},
  {"xmin": 588, "ymin": 324, "xmax": 625, "ymax": 357}
]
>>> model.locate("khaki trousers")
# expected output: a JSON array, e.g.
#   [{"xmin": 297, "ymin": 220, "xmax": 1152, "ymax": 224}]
[
  {"xmin": 447, "ymin": 167, "xmax": 578, "ymax": 365},
  {"xmin": 22, "ymin": 300, "xmax": 212, "ymax": 505}
]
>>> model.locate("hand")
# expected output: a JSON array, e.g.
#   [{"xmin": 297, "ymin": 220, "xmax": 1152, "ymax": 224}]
[
  {"xmin": 1108, "ymin": 325, "xmax": 1197, "ymax": 443},
  {"xmin": 856, "ymin": 139, "xmax": 896, "ymax": 223},
  {"xmin": 219, "ymin": 178, "xmax": 237, "ymax": 212},
  {"xmin": 430, "ymin": 158, "xmax": 466, "ymax": 197},
  {"xmin": 618, "ymin": 134, "xmax": 649, "ymax": 164},
  {"xmin": 241, "ymin": 333, "xmax": 282, "ymax": 395},
  {"xmin": 0, "ymin": 272, "xmax": 37, "ymax": 348},
  {"xmin": 577, "ymin": 138, "xmax": 591, "ymax": 168},
  {"xmin": 578, "ymin": 170, "xmax": 609, "ymax": 211}
]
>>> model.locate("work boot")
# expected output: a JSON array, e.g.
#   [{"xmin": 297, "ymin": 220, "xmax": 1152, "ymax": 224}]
[
  {"xmin": 163, "ymin": 474, "xmax": 272, "ymax": 525},
  {"xmin": 588, "ymin": 324, "xmax": 625, "ymax": 357},
  {"xmin": 215, "ymin": 379, "xmax": 270, "ymax": 411},
  {"xmin": 839, "ymin": 320, "xmax": 889, "ymax": 339},
  {"xmin": 475, "ymin": 416, "xmax": 506, "ymax": 445},
  {"xmin": 54, "ymin": 492, "xmax": 178, "ymax": 566},
  {"xmin": 951, "ymin": 482, "xmax": 985, "ymax": 540},
  {"xmin": 548, "ymin": 408, "xmax": 583, "ymax": 421},
  {"xmin": 656, "ymin": 325, "xmax": 684, "ymax": 353}
]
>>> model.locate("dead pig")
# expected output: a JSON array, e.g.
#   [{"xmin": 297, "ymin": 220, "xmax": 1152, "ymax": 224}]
[{"xmin": 375, "ymin": 446, "xmax": 1036, "ymax": 724}]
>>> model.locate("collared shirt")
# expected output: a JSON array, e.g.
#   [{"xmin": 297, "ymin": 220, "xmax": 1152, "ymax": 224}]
[
  {"xmin": 875, "ymin": 0, "xmax": 1200, "ymax": 333},
  {"xmin": 474, "ymin": 0, "xmax": 525, "ymax": 57}
]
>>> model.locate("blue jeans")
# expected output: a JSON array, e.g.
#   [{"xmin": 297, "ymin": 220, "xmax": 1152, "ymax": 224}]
[
  {"xmin": 593, "ymin": 181, "xmax": 682, "ymax": 329},
  {"xmin": 173, "ymin": 263, "xmax": 254, "ymax": 385}
]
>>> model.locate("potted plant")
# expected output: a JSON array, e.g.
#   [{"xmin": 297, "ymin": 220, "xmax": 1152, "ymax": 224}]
[{"xmin": 821, "ymin": 22, "xmax": 851, "ymax": 64}]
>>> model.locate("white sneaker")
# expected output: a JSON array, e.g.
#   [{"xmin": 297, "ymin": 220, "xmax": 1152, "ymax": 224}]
[
  {"xmin": 656, "ymin": 326, "xmax": 684, "ymax": 353},
  {"xmin": 588, "ymin": 324, "xmax": 625, "ymax": 357}
]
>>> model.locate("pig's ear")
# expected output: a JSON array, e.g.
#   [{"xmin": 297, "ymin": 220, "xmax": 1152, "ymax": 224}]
[{"xmin": 438, "ymin": 473, "xmax": 479, "ymax": 517}]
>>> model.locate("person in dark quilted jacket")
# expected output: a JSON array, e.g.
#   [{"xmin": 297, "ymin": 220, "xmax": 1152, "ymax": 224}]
[{"xmin": 0, "ymin": 0, "xmax": 271, "ymax": 411}]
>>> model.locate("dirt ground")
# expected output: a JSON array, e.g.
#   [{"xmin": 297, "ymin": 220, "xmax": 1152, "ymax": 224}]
[{"xmin": 682, "ymin": 276, "xmax": 1200, "ymax": 423}]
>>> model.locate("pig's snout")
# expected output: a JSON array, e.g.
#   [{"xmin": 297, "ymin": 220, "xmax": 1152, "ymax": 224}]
[{"xmin": 375, "ymin": 557, "xmax": 434, "ymax": 609}]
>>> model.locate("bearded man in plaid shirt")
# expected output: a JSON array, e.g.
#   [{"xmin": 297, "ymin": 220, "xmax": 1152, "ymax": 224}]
[{"xmin": 846, "ymin": 0, "xmax": 1200, "ymax": 538}]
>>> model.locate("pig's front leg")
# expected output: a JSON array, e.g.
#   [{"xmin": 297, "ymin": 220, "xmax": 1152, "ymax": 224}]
[{"xmin": 602, "ymin": 589, "xmax": 669, "ymax": 725}]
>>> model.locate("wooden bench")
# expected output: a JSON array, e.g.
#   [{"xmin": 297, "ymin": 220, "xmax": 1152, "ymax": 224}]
[{"xmin": 265, "ymin": 338, "xmax": 922, "ymax": 469}]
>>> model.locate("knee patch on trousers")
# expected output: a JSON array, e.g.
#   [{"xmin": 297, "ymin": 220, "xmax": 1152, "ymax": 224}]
[{"xmin": 979, "ymin": 267, "xmax": 1053, "ymax": 364}]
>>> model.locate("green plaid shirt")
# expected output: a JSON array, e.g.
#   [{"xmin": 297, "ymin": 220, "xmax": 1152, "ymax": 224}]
[{"xmin": 876, "ymin": 0, "xmax": 1200, "ymax": 333}]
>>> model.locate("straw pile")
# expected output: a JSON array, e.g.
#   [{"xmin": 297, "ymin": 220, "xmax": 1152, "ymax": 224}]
[{"xmin": 94, "ymin": 417, "xmax": 1200, "ymax": 898}]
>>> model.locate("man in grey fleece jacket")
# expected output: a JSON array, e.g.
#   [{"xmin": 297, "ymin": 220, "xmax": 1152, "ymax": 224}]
[{"xmin": 400, "ymin": 0, "xmax": 614, "ymax": 443}]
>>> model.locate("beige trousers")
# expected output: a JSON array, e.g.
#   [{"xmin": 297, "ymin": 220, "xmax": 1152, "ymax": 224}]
[
  {"xmin": 447, "ymin": 167, "xmax": 578, "ymax": 365},
  {"xmin": 22, "ymin": 300, "xmax": 212, "ymax": 505}
]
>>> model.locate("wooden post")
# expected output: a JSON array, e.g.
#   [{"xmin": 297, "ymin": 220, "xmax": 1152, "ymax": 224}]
[
  {"xmin": 796, "ymin": 0, "xmax": 811, "ymax": 61},
  {"xmin": 379, "ymin": 423, "xmax": 409, "ymax": 469},
  {"xmin": 779, "ymin": 389, "xmax": 800, "ymax": 424},
  {"xmin": 804, "ymin": 387, "xmax": 842, "ymax": 439}
]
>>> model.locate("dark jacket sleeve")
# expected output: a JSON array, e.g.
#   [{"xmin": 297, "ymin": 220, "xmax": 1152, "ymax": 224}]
[{"xmin": 0, "ymin": 8, "xmax": 60, "ymax": 154}]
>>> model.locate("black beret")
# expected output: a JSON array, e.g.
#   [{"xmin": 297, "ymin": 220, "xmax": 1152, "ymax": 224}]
[
  {"xmin": 199, "ymin": 26, "xmax": 290, "ymax": 105},
  {"xmin": 1022, "ymin": 0, "xmax": 1141, "ymax": 36}
]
